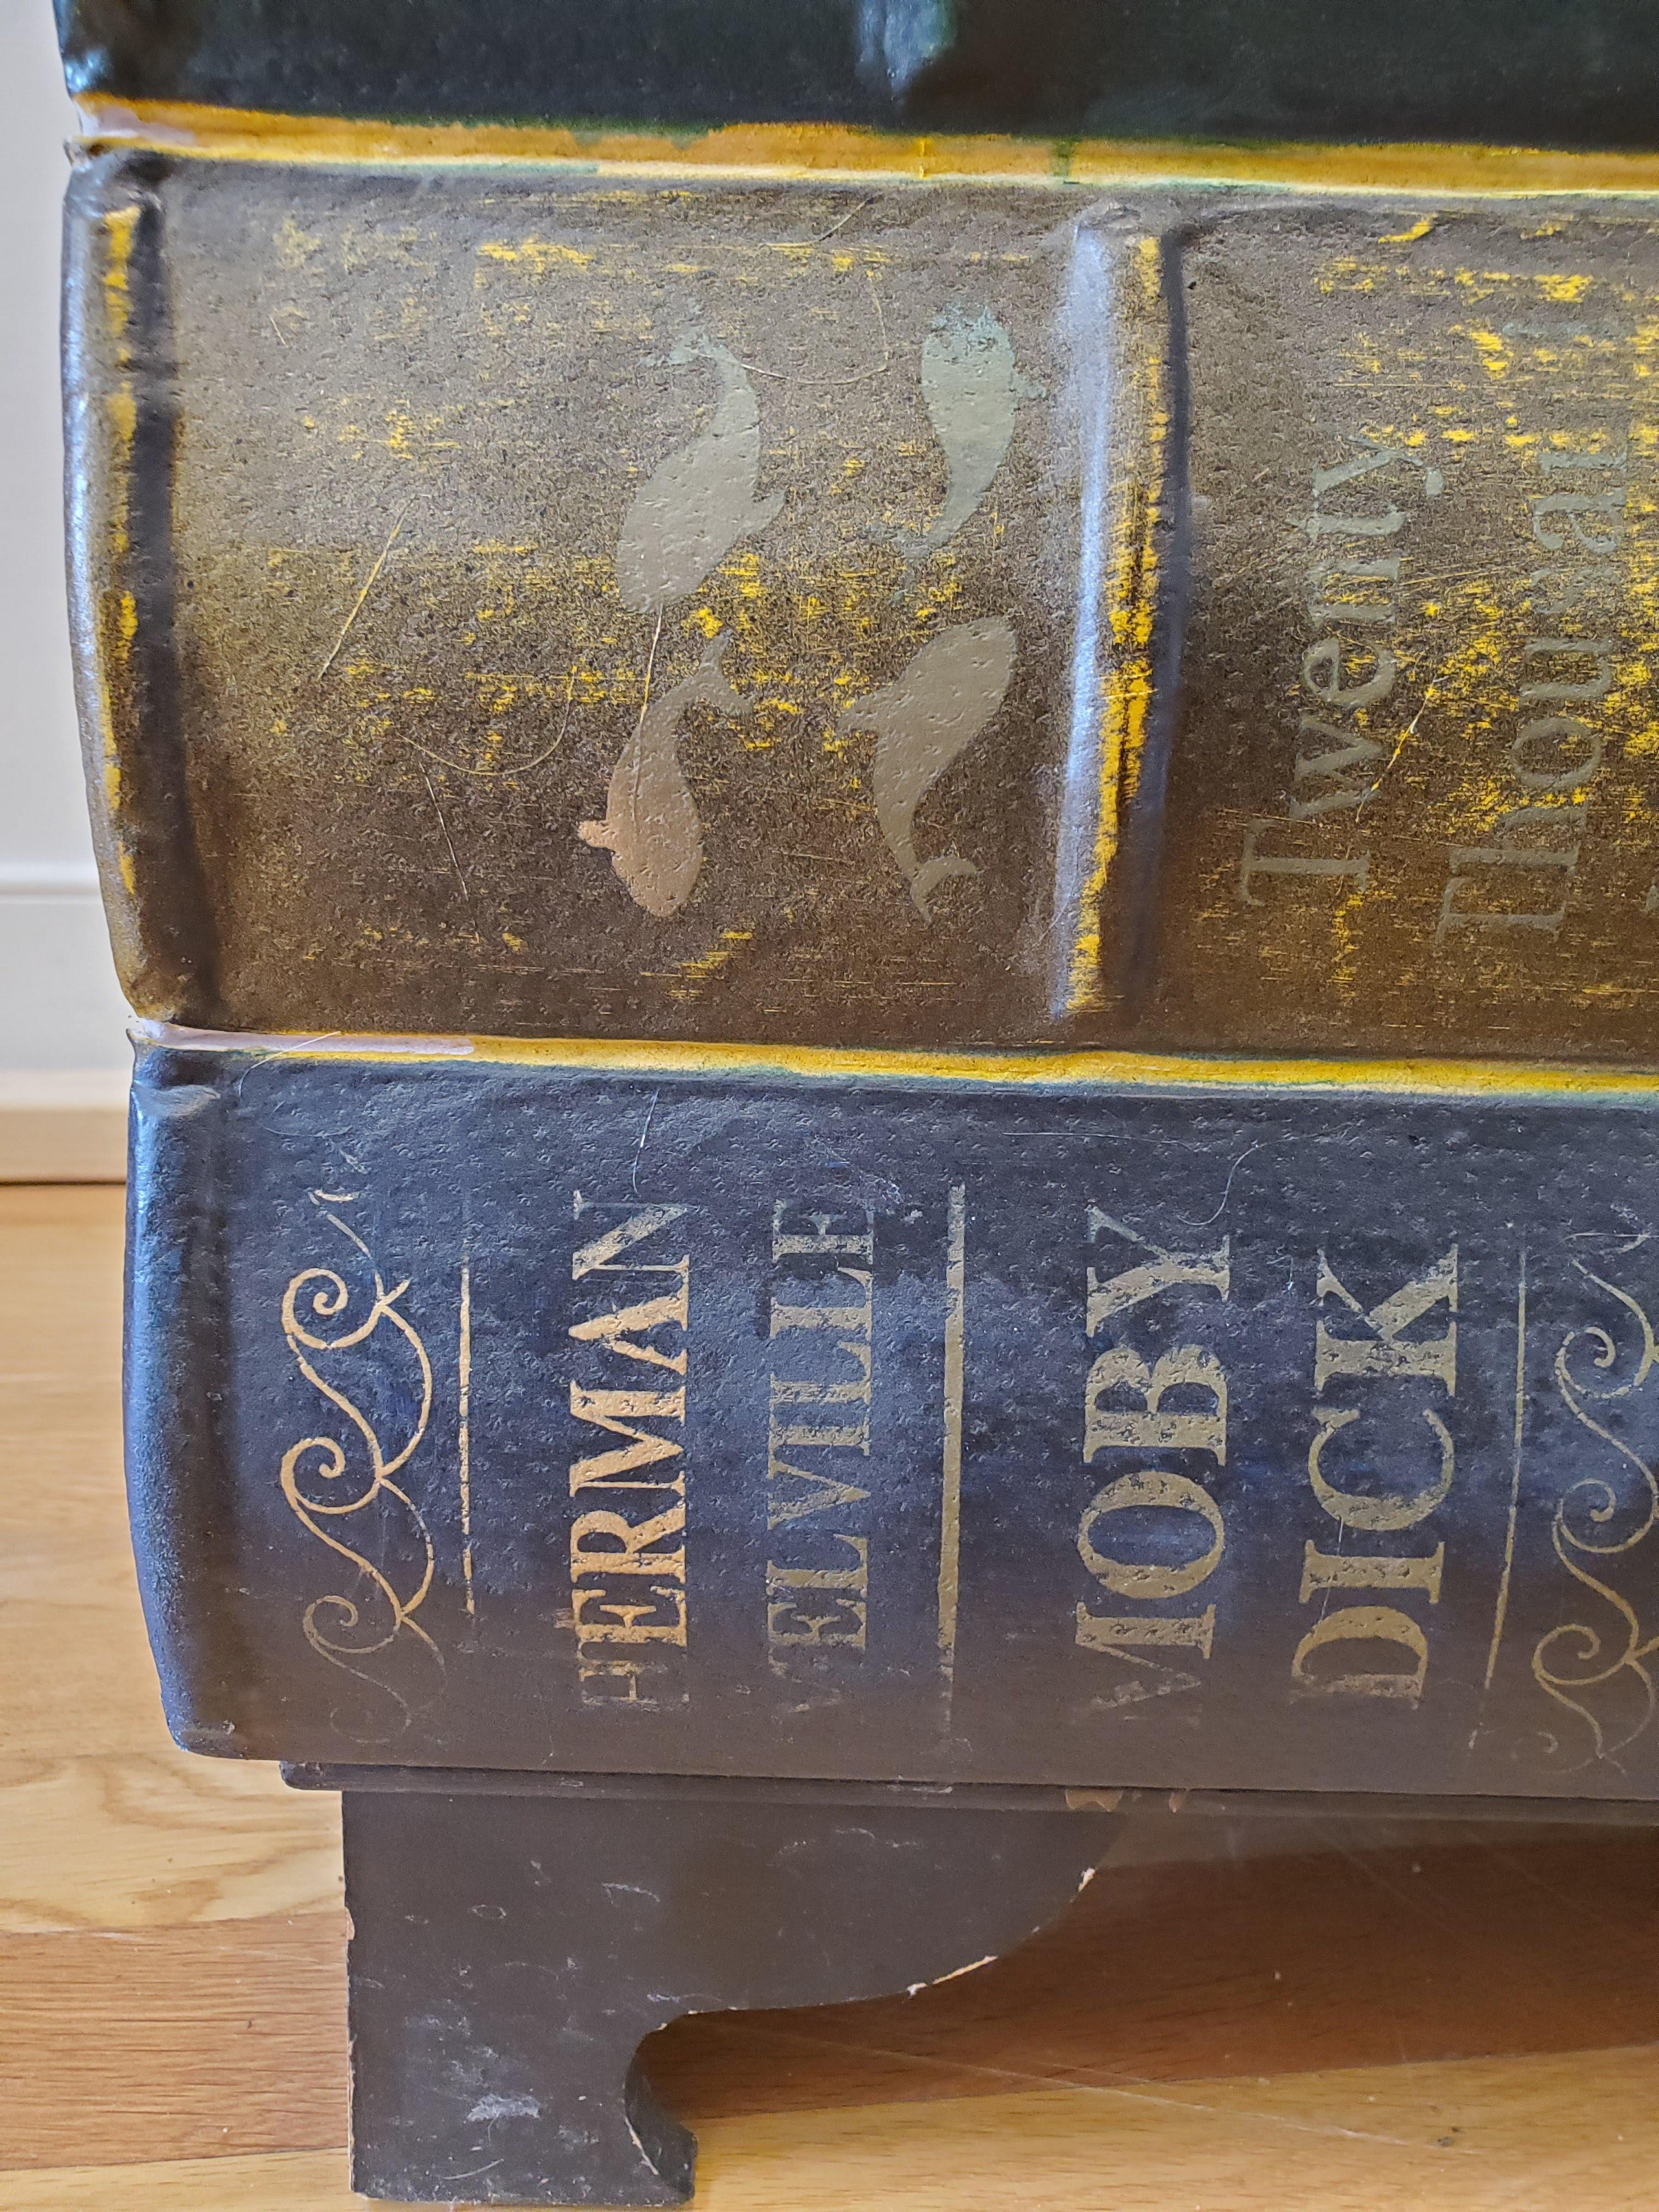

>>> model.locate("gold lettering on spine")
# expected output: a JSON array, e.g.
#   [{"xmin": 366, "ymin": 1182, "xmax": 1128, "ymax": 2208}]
[
  {"xmin": 1079, "ymin": 1471, "xmax": 1225, "ymax": 1596},
  {"xmin": 1240, "ymin": 443, "xmax": 1442, "ymax": 909},
  {"xmin": 1300, "ymin": 1543, "xmax": 1444, "ymax": 1600},
  {"xmin": 1076, "ymin": 1211, "xmax": 1231, "ymax": 1682},
  {"xmin": 1085, "ymin": 1345, "xmax": 1227, "ymax": 1462},
  {"xmin": 768, "ymin": 1536, "xmax": 871, "ymax": 1650},
  {"xmin": 1316, "ymin": 1246, "xmax": 1458, "ymax": 1387},
  {"xmin": 765, "ymin": 1206, "xmax": 875, "ymax": 1675},
  {"xmin": 568, "ymin": 1389, "xmax": 687, "ymax": 1491},
  {"xmin": 1076, "ymin": 1609, "xmax": 1215, "ymax": 1657},
  {"xmin": 1307, "ymin": 1406, "xmax": 1453, "ymax": 1531},
  {"xmin": 1439, "ymin": 438, "xmax": 1628, "ymax": 941},
  {"xmin": 567, "ymin": 1194, "xmax": 690, "ymax": 1706},
  {"xmin": 1294, "ymin": 1247, "xmax": 1457, "ymax": 1705},
  {"xmin": 1291, "ymin": 1605, "xmax": 1431, "ymax": 1702}
]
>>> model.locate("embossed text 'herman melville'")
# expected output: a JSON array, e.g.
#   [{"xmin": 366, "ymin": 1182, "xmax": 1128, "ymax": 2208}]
[
  {"xmin": 566, "ymin": 1197, "xmax": 691, "ymax": 1707},
  {"xmin": 765, "ymin": 1204, "xmax": 875, "ymax": 1679}
]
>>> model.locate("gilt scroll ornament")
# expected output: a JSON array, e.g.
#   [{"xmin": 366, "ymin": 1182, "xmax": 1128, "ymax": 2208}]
[{"xmin": 279, "ymin": 1198, "xmax": 443, "ymax": 1735}]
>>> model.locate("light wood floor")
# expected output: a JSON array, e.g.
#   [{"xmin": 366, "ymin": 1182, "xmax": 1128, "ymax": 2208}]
[{"xmin": 2, "ymin": 1183, "xmax": 1657, "ymax": 2209}]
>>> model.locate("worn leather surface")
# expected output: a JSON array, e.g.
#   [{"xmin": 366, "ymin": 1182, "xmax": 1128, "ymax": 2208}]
[
  {"xmin": 56, "ymin": 0, "xmax": 1659, "ymax": 149},
  {"xmin": 66, "ymin": 157, "xmax": 1659, "ymax": 1058},
  {"xmin": 126, "ymin": 1037, "xmax": 1659, "ymax": 1800}
]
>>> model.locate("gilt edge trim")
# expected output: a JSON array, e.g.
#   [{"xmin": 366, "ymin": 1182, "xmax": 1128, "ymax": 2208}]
[
  {"xmin": 80, "ymin": 103, "xmax": 1659, "ymax": 201},
  {"xmin": 132, "ymin": 1019, "xmax": 1659, "ymax": 1103}
]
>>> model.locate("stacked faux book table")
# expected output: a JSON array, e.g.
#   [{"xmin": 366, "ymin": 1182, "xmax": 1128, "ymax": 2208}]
[{"xmin": 53, "ymin": 0, "xmax": 1659, "ymax": 2198}]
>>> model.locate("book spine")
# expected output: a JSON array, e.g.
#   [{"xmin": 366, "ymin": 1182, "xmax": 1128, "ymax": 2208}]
[
  {"xmin": 123, "ymin": 1048, "xmax": 251, "ymax": 1752},
  {"xmin": 127, "ymin": 1033, "xmax": 1659, "ymax": 1800},
  {"xmin": 58, "ymin": 160, "xmax": 1659, "ymax": 1056},
  {"xmin": 63, "ymin": 150, "xmax": 219, "ymax": 1026},
  {"xmin": 1049, "ymin": 221, "xmax": 1190, "ymax": 1031},
  {"xmin": 52, "ymin": 0, "xmax": 1659, "ymax": 153}
]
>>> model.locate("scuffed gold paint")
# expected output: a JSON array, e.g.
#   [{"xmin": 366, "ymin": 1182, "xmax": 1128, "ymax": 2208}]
[
  {"xmin": 100, "ymin": 202, "xmax": 138, "ymax": 336},
  {"xmin": 1380, "ymin": 214, "xmax": 1438, "ymax": 245},
  {"xmin": 669, "ymin": 927, "xmax": 756, "ymax": 1002},
  {"xmin": 1536, "ymin": 272, "xmax": 1592, "ymax": 303},
  {"xmin": 1065, "ymin": 235, "xmax": 1167, "ymax": 1016},
  {"xmin": 477, "ymin": 236, "xmax": 596, "ymax": 271},
  {"xmin": 105, "ymin": 383, "xmax": 137, "ymax": 450},
  {"xmin": 97, "ymin": 200, "xmax": 143, "ymax": 822},
  {"xmin": 79, "ymin": 103, "xmax": 1659, "ymax": 198},
  {"xmin": 137, "ymin": 1020, "xmax": 1659, "ymax": 1101},
  {"xmin": 100, "ymin": 205, "xmax": 141, "ymax": 572}
]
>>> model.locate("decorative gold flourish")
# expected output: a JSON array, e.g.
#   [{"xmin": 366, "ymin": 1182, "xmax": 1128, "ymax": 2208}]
[
  {"xmin": 280, "ymin": 1200, "xmax": 442, "ymax": 1734},
  {"xmin": 1532, "ymin": 1262, "xmax": 1659, "ymax": 1766}
]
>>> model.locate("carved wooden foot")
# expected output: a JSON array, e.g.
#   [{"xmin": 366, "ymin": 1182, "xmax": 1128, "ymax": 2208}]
[{"xmin": 341, "ymin": 1779, "xmax": 1115, "ymax": 2204}]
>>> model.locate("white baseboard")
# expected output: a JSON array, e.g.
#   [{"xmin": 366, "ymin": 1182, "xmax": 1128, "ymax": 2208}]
[
  {"xmin": 0, "ymin": 878, "xmax": 131, "ymax": 1067},
  {"xmin": 0, "ymin": 879, "xmax": 131, "ymax": 1174},
  {"xmin": 0, "ymin": 1068, "xmax": 128, "ymax": 1181}
]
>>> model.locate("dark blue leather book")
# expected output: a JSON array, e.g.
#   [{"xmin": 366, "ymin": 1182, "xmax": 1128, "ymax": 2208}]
[
  {"xmin": 128, "ymin": 1028, "xmax": 1659, "ymax": 1804},
  {"xmin": 55, "ymin": 0, "xmax": 1659, "ymax": 152}
]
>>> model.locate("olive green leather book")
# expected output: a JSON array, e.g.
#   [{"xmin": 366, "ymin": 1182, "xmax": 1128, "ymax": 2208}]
[{"xmin": 66, "ymin": 149, "xmax": 1659, "ymax": 1058}]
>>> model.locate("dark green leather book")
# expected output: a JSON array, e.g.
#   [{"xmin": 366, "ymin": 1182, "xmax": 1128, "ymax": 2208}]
[{"xmin": 66, "ymin": 152, "xmax": 1659, "ymax": 1059}]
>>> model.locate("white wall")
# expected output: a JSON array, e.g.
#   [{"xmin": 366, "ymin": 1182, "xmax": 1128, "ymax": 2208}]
[{"xmin": 0, "ymin": 3, "xmax": 131, "ymax": 1070}]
